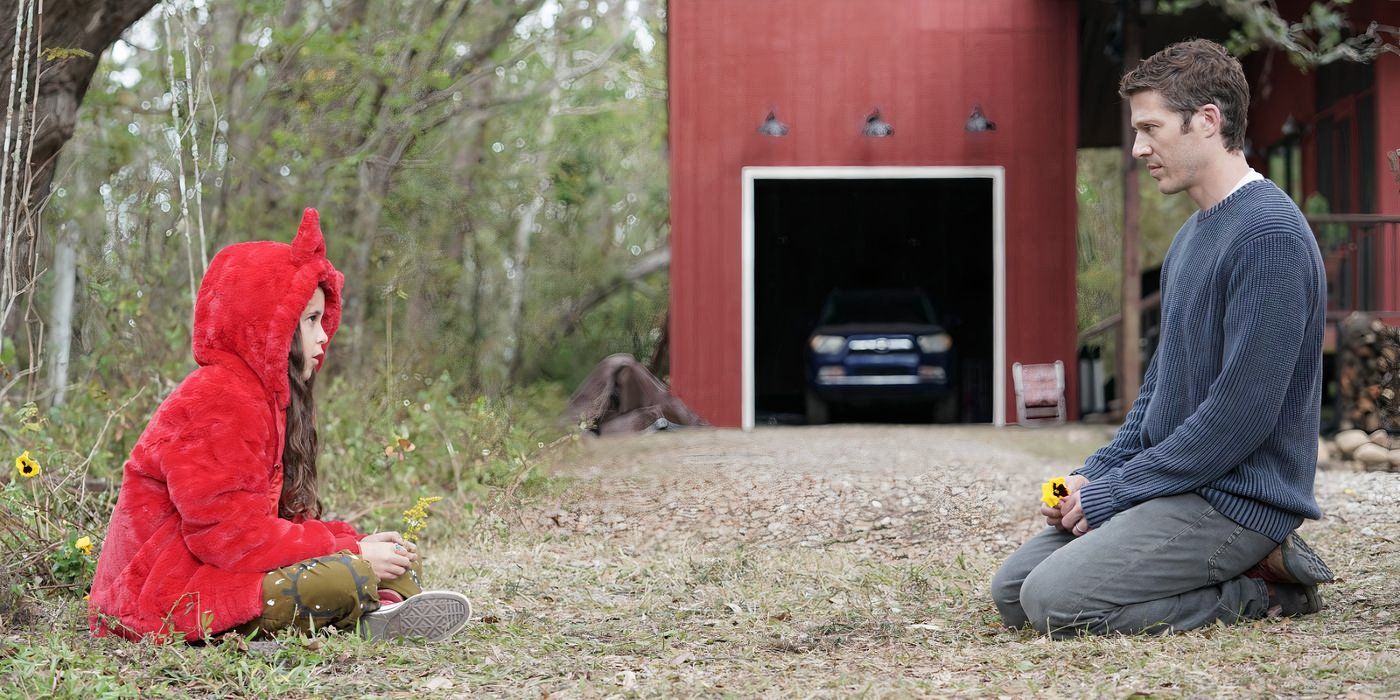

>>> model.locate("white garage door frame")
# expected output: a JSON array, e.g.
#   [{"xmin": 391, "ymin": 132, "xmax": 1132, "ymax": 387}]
[{"xmin": 740, "ymin": 165, "xmax": 1007, "ymax": 430}]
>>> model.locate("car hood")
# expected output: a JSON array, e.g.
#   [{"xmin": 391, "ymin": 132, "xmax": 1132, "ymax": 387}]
[{"xmin": 812, "ymin": 323, "xmax": 944, "ymax": 337}]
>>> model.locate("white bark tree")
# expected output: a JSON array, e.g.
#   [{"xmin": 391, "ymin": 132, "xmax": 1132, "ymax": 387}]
[{"xmin": 46, "ymin": 222, "xmax": 74, "ymax": 405}]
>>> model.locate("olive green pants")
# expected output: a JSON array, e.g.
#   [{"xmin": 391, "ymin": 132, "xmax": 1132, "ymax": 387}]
[{"xmin": 232, "ymin": 551, "xmax": 424, "ymax": 637}]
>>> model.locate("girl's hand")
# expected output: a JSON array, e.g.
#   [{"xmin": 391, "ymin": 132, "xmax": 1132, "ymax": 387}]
[
  {"xmin": 361, "ymin": 531, "xmax": 418, "ymax": 561},
  {"xmin": 359, "ymin": 541, "xmax": 413, "ymax": 580}
]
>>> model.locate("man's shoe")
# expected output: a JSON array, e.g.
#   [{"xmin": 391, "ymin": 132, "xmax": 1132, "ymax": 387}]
[
  {"xmin": 1265, "ymin": 582, "xmax": 1323, "ymax": 618},
  {"xmin": 1244, "ymin": 532, "xmax": 1334, "ymax": 585},
  {"xmin": 359, "ymin": 590, "xmax": 472, "ymax": 642}
]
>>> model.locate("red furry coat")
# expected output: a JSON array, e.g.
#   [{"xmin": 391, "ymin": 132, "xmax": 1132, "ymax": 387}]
[{"xmin": 89, "ymin": 209, "xmax": 362, "ymax": 642}]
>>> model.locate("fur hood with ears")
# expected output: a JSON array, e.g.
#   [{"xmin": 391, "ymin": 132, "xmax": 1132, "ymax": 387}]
[
  {"xmin": 193, "ymin": 207, "xmax": 345, "ymax": 409},
  {"xmin": 90, "ymin": 209, "xmax": 362, "ymax": 642}
]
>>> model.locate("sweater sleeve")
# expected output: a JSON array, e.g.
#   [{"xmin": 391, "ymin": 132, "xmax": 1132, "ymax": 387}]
[
  {"xmin": 1079, "ymin": 232, "xmax": 1315, "ymax": 529},
  {"xmin": 165, "ymin": 405, "xmax": 361, "ymax": 573},
  {"xmin": 1073, "ymin": 350, "xmax": 1160, "ymax": 481}
]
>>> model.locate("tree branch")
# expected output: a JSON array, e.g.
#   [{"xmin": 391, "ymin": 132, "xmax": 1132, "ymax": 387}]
[
  {"xmin": 447, "ymin": 0, "xmax": 550, "ymax": 78},
  {"xmin": 549, "ymin": 245, "xmax": 670, "ymax": 343},
  {"xmin": 1168, "ymin": 1, "xmax": 1400, "ymax": 65}
]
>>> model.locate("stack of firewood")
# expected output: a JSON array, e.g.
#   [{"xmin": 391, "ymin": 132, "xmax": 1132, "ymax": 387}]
[
  {"xmin": 1320, "ymin": 430, "xmax": 1400, "ymax": 473},
  {"xmin": 1336, "ymin": 313, "xmax": 1399, "ymax": 434}
]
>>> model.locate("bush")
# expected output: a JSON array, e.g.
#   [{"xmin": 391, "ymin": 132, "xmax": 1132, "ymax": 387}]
[{"xmin": 0, "ymin": 374, "xmax": 574, "ymax": 623}]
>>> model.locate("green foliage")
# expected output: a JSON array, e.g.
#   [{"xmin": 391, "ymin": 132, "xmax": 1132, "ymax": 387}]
[
  {"xmin": 2, "ymin": 0, "xmax": 669, "ymax": 610},
  {"xmin": 48, "ymin": 534, "xmax": 96, "ymax": 591},
  {"xmin": 317, "ymin": 373, "xmax": 572, "ymax": 529},
  {"xmin": 41, "ymin": 47, "xmax": 95, "ymax": 62},
  {"xmin": 0, "ymin": 475, "xmax": 103, "ymax": 599},
  {"xmin": 1155, "ymin": 0, "xmax": 1395, "ymax": 67},
  {"xmin": 1075, "ymin": 149, "xmax": 1197, "ymax": 333}
]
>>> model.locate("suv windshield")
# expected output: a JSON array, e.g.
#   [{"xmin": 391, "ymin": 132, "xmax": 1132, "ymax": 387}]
[{"xmin": 822, "ymin": 292, "xmax": 934, "ymax": 325}]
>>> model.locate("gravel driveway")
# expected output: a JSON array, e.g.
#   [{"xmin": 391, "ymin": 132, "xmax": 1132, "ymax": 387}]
[
  {"xmin": 530, "ymin": 424, "xmax": 1397, "ymax": 566},
  {"xmin": 448, "ymin": 424, "xmax": 1400, "ymax": 696}
]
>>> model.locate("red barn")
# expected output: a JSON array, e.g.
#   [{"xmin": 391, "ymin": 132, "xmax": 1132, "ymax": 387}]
[
  {"xmin": 668, "ymin": 0, "xmax": 1079, "ymax": 427},
  {"xmin": 666, "ymin": 0, "xmax": 1400, "ymax": 428}
]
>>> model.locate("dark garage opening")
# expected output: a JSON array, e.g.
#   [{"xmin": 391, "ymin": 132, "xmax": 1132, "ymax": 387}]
[{"xmin": 753, "ymin": 177, "xmax": 994, "ymax": 424}]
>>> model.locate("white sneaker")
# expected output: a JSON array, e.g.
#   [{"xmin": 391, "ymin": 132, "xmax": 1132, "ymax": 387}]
[{"xmin": 359, "ymin": 590, "xmax": 472, "ymax": 642}]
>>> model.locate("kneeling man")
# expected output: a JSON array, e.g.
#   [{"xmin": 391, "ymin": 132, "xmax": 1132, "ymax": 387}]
[{"xmin": 992, "ymin": 39, "xmax": 1333, "ymax": 638}]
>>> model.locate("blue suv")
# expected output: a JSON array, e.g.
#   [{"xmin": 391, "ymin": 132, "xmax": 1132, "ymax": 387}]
[{"xmin": 804, "ymin": 288, "xmax": 957, "ymax": 424}]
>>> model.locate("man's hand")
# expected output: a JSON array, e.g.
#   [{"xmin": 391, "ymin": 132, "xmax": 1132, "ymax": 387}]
[
  {"xmin": 1057, "ymin": 489, "xmax": 1091, "ymax": 537},
  {"xmin": 1041, "ymin": 474, "xmax": 1090, "ymax": 534}
]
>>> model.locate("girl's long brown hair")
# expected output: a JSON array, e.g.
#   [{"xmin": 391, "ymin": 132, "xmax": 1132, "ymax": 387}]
[{"xmin": 281, "ymin": 324, "xmax": 322, "ymax": 520}]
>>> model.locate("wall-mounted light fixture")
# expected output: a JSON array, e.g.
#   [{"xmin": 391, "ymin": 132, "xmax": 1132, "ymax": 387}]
[
  {"xmin": 1281, "ymin": 114, "xmax": 1300, "ymax": 139},
  {"xmin": 965, "ymin": 104, "xmax": 996, "ymax": 132},
  {"xmin": 757, "ymin": 109, "xmax": 789, "ymax": 137},
  {"xmin": 862, "ymin": 108, "xmax": 893, "ymax": 137}
]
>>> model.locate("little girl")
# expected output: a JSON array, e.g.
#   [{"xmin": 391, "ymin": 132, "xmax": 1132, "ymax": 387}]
[{"xmin": 89, "ymin": 209, "xmax": 471, "ymax": 643}]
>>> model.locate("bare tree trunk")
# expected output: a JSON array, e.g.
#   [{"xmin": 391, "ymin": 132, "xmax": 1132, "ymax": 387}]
[
  {"xmin": 546, "ymin": 245, "xmax": 670, "ymax": 344},
  {"xmin": 1117, "ymin": 1, "xmax": 1143, "ymax": 416},
  {"xmin": 0, "ymin": 0, "xmax": 159, "ymax": 395},
  {"xmin": 344, "ymin": 131, "xmax": 415, "ymax": 376},
  {"xmin": 647, "ymin": 309, "xmax": 669, "ymax": 378},
  {"xmin": 465, "ymin": 225, "xmax": 488, "ymax": 391},
  {"xmin": 0, "ymin": 0, "xmax": 161, "ymax": 251},
  {"xmin": 504, "ymin": 47, "xmax": 565, "ymax": 385},
  {"xmin": 504, "ymin": 192, "xmax": 544, "ymax": 383},
  {"xmin": 46, "ymin": 221, "xmax": 73, "ymax": 405},
  {"xmin": 208, "ymin": 2, "xmax": 248, "ymax": 244},
  {"xmin": 330, "ymin": 0, "xmax": 370, "ymax": 32},
  {"xmin": 451, "ymin": 116, "xmax": 489, "ymax": 392}
]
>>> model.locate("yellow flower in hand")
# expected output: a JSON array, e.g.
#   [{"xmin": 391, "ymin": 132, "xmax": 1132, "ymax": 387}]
[
  {"xmin": 75, "ymin": 536, "xmax": 94, "ymax": 557},
  {"xmin": 1041, "ymin": 477, "xmax": 1068, "ymax": 508},
  {"xmin": 402, "ymin": 496, "xmax": 444, "ymax": 543},
  {"xmin": 14, "ymin": 451, "xmax": 40, "ymax": 478}
]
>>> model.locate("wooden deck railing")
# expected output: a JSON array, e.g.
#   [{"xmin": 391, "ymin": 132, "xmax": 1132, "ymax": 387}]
[
  {"xmin": 1307, "ymin": 214, "xmax": 1400, "ymax": 314},
  {"xmin": 1076, "ymin": 213, "xmax": 1400, "ymax": 420}
]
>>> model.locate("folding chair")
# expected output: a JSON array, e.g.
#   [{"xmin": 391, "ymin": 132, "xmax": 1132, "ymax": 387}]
[{"xmin": 1012, "ymin": 361, "xmax": 1066, "ymax": 426}]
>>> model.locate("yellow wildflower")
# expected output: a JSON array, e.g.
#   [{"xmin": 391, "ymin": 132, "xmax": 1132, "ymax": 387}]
[
  {"xmin": 1041, "ymin": 477, "xmax": 1069, "ymax": 508},
  {"xmin": 402, "ymin": 496, "xmax": 444, "ymax": 542},
  {"xmin": 14, "ymin": 451, "xmax": 40, "ymax": 478},
  {"xmin": 75, "ymin": 536, "xmax": 94, "ymax": 557}
]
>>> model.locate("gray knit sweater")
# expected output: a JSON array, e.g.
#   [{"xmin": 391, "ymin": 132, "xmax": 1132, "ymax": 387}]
[{"xmin": 1074, "ymin": 180, "xmax": 1326, "ymax": 543}]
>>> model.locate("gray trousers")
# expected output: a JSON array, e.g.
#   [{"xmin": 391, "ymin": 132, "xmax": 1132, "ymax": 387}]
[{"xmin": 991, "ymin": 493, "xmax": 1277, "ymax": 638}]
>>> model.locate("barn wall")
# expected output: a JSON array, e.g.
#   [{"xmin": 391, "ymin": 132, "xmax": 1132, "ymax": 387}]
[{"xmin": 669, "ymin": 0, "xmax": 1081, "ymax": 426}]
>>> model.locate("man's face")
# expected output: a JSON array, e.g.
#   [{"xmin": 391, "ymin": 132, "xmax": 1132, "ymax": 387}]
[{"xmin": 1129, "ymin": 90, "xmax": 1208, "ymax": 195}]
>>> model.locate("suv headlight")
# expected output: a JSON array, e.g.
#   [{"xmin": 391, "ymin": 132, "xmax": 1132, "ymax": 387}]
[
  {"xmin": 809, "ymin": 335, "xmax": 845, "ymax": 354},
  {"xmin": 917, "ymin": 333, "xmax": 952, "ymax": 353}
]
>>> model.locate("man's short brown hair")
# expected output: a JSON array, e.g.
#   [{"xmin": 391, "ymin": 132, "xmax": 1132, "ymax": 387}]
[{"xmin": 1119, "ymin": 39, "xmax": 1250, "ymax": 152}]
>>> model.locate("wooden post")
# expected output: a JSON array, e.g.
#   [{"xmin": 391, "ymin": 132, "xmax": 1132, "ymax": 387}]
[
  {"xmin": 1118, "ymin": 0, "xmax": 1143, "ymax": 415},
  {"xmin": 1389, "ymin": 149, "xmax": 1399, "ymax": 189}
]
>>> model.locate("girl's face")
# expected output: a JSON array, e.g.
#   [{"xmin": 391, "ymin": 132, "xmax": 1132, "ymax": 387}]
[{"xmin": 298, "ymin": 287, "xmax": 329, "ymax": 380}]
